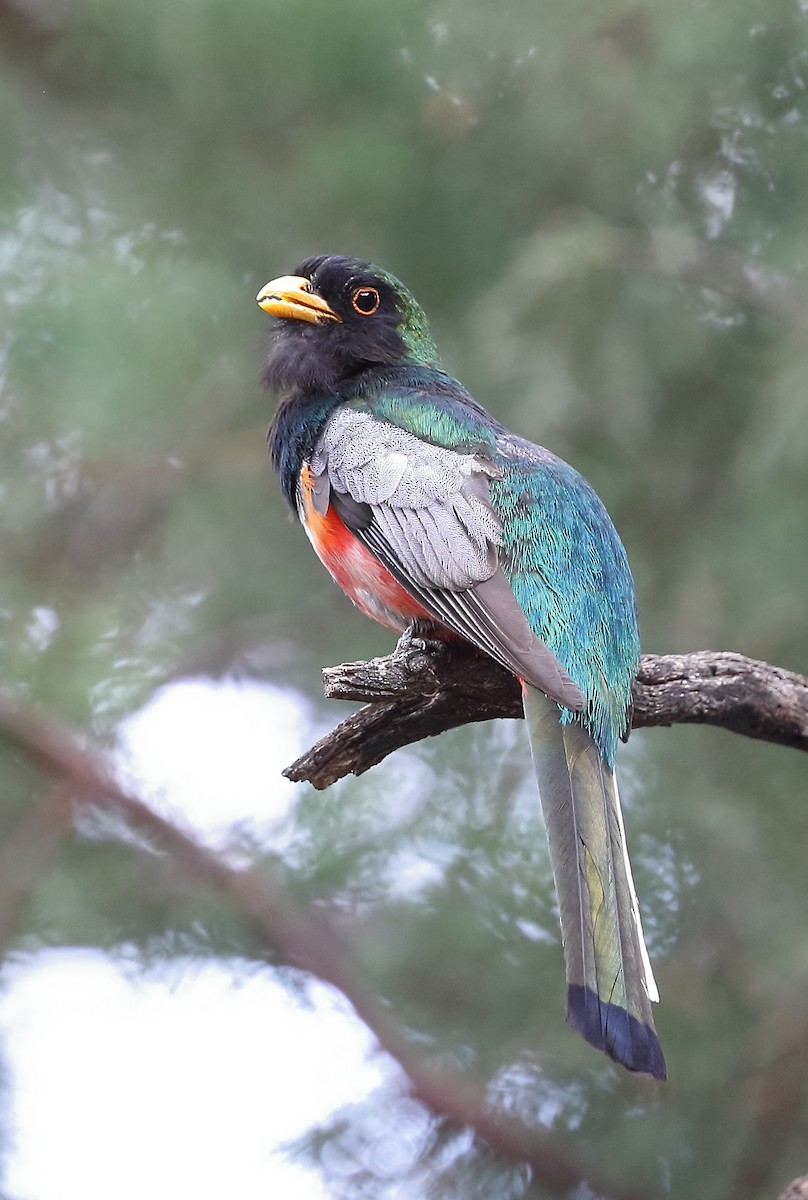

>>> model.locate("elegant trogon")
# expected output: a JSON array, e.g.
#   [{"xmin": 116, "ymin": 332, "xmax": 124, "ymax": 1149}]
[{"xmin": 257, "ymin": 254, "xmax": 665, "ymax": 1080}]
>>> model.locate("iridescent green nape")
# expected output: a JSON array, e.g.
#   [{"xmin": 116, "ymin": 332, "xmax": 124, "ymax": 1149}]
[{"xmin": 376, "ymin": 266, "xmax": 441, "ymax": 367}]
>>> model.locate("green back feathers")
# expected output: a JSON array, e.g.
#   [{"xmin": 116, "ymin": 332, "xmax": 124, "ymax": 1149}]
[{"xmin": 492, "ymin": 456, "xmax": 639, "ymax": 766}]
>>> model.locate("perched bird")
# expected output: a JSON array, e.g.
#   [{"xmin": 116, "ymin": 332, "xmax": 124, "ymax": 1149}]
[{"xmin": 257, "ymin": 254, "xmax": 665, "ymax": 1079}]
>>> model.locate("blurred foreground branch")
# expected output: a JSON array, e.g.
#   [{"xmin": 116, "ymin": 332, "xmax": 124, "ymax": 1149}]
[
  {"xmin": 780, "ymin": 1178, "xmax": 808, "ymax": 1200},
  {"xmin": 0, "ymin": 784, "xmax": 75, "ymax": 951},
  {"xmin": 285, "ymin": 648, "xmax": 808, "ymax": 789},
  {"xmin": 0, "ymin": 687, "xmax": 652, "ymax": 1200},
  {"xmin": 729, "ymin": 993, "xmax": 808, "ymax": 1200}
]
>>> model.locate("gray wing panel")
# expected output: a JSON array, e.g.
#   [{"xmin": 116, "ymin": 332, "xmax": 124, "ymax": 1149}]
[
  {"xmin": 312, "ymin": 408, "xmax": 502, "ymax": 590},
  {"xmin": 312, "ymin": 408, "xmax": 584, "ymax": 712}
]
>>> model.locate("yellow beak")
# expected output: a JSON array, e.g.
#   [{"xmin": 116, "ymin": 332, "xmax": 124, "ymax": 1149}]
[{"xmin": 255, "ymin": 275, "xmax": 341, "ymax": 324}]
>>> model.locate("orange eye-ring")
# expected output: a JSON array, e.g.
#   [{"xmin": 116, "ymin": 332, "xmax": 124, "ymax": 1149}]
[{"xmin": 351, "ymin": 286, "xmax": 380, "ymax": 315}]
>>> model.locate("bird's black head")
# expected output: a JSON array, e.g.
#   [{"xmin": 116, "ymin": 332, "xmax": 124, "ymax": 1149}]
[{"xmin": 257, "ymin": 254, "xmax": 440, "ymax": 395}]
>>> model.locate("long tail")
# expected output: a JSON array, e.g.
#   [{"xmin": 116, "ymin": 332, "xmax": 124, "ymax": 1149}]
[{"xmin": 522, "ymin": 684, "xmax": 666, "ymax": 1080}]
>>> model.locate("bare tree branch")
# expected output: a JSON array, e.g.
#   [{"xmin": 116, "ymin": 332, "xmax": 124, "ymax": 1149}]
[
  {"xmin": 0, "ymin": 686, "xmax": 655, "ymax": 1200},
  {"xmin": 284, "ymin": 647, "xmax": 808, "ymax": 789}
]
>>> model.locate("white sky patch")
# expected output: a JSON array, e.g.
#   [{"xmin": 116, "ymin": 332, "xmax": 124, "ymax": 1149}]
[
  {"xmin": 0, "ymin": 678, "xmax": 389, "ymax": 1199},
  {"xmin": 115, "ymin": 676, "xmax": 311, "ymax": 849},
  {"xmin": 697, "ymin": 167, "xmax": 736, "ymax": 238},
  {"xmin": 0, "ymin": 949, "xmax": 386, "ymax": 1200}
]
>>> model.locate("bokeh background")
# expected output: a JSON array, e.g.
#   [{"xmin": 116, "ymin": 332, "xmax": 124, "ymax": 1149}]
[{"xmin": 1, "ymin": 1, "xmax": 807, "ymax": 1197}]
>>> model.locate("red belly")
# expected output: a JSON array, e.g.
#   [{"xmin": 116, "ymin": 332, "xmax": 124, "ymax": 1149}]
[{"xmin": 298, "ymin": 463, "xmax": 432, "ymax": 633}]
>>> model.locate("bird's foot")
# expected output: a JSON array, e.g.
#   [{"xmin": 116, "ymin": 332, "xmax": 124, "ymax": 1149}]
[{"xmin": 394, "ymin": 621, "xmax": 450, "ymax": 673}]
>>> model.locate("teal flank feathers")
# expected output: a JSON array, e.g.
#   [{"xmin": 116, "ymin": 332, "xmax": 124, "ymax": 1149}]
[{"xmin": 258, "ymin": 254, "xmax": 666, "ymax": 1079}]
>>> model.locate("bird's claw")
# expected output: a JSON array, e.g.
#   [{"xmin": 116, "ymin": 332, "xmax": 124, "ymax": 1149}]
[{"xmin": 395, "ymin": 621, "xmax": 449, "ymax": 671}]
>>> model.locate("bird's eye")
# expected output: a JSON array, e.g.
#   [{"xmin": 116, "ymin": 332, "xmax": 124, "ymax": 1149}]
[{"xmin": 351, "ymin": 286, "xmax": 380, "ymax": 315}]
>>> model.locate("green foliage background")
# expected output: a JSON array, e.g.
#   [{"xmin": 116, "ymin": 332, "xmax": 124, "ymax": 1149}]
[{"xmin": 1, "ymin": 0, "xmax": 807, "ymax": 1196}]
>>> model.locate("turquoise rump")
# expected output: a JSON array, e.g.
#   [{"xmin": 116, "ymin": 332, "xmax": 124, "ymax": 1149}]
[{"xmin": 258, "ymin": 254, "xmax": 664, "ymax": 1079}]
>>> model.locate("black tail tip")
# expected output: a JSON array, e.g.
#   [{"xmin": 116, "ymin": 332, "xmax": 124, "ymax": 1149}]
[{"xmin": 567, "ymin": 984, "xmax": 667, "ymax": 1081}]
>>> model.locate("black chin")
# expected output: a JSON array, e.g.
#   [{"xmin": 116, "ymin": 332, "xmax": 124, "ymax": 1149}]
[
  {"xmin": 262, "ymin": 315, "xmax": 410, "ymax": 395},
  {"xmin": 261, "ymin": 323, "xmax": 343, "ymax": 394}
]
